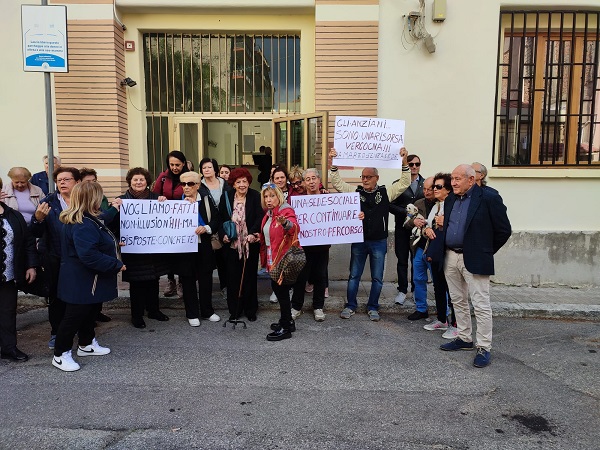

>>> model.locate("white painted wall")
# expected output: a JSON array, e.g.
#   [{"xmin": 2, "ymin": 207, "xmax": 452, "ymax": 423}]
[{"xmin": 378, "ymin": 0, "xmax": 600, "ymax": 232}]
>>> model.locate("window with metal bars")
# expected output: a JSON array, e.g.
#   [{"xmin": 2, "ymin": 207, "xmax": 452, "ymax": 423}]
[
  {"xmin": 493, "ymin": 11, "xmax": 600, "ymax": 166},
  {"xmin": 143, "ymin": 33, "xmax": 301, "ymax": 115}
]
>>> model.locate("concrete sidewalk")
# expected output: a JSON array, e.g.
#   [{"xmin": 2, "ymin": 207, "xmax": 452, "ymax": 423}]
[{"xmin": 18, "ymin": 275, "xmax": 600, "ymax": 320}]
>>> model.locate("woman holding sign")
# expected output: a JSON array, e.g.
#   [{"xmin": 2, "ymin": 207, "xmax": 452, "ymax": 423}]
[
  {"xmin": 108, "ymin": 168, "xmax": 170, "ymax": 329},
  {"xmin": 179, "ymin": 171, "xmax": 221, "ymax": 326},
  {"xmin": 219, "ymin": 168, "xmax": 263, "ymax": 322}
]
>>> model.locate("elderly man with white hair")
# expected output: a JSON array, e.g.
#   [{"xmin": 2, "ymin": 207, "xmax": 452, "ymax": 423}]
[{"xmin": 31, "ymin": 155, "xmax": 62, "ymax": 195}]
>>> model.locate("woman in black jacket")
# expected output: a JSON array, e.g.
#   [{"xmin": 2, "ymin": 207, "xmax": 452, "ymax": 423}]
[
  {"xmin": 108, "ymin": 168, "xmax": 171, "ymax": 328},
  {"xmin": 0, "ymin": 178, "xmax": 38, "ymax": 362},
  {"xmin": 219, "ymin": 168, "xmax": 264, "ymax": 321}
]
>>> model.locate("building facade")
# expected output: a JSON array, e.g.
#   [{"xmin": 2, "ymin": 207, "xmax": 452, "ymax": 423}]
[{"xmin": 2, "ymin": 0, "xmax": 599, "ymax": 285}]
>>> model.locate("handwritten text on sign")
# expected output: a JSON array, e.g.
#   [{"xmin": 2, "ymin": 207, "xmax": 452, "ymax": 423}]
[
  {"xmin": 333, "ymin": 116, "xmax": 405, "ymax": 169},
  {"xmin": 120, "ymin": 200, "xmax": 198, "ymax": 254},
  {"xmin": 289, "ymin": 193, "xmax": 363, "ymax": 246}
]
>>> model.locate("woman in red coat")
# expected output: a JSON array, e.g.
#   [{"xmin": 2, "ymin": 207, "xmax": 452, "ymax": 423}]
[{"xmin": 260, "ymin": 184, "xmax": 300, "ymax": 341}]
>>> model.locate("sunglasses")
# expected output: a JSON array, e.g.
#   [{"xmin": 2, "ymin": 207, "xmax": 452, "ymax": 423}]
[
  {"xmin": 433, "ymin": 184, "xmax": 445, "ymax": 190},
  {"xmin": 262, "ymin": 182, "xmax": 277, "ymax": 190},
  {"xmin": 180, "ymin": 182, "xmax": 198, "ymax": 187},
  {"xmin": 290, "ymin": 181, "xmax": 303, "ymax": 187},
  {"xmin": 408, "ymin": 162, "xmax": 421, "ymax": 167}
]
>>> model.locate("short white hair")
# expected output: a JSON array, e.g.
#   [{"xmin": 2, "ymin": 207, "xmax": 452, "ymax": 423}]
[{"xmin": 42, "ymin": 155, "xmax": 62, "ymax": 165}]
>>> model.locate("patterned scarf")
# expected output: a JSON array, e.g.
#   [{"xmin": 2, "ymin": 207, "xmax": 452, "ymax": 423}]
[
  {"xmin": 127, "ymin": 187, "xmax": 151, "ymax": 199},
  {"xmin": 231, "ymin": 196, "xmax": 249, "ymax": 260}
]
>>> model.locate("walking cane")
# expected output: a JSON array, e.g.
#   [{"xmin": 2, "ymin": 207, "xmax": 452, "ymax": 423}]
[{"xmin": 223, "ymin": 253, "xmax": 247, "ymax": 329}]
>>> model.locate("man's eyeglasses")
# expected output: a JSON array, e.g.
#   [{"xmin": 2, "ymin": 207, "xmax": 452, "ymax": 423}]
[
  {"xmin": 56, "ymin": 177, "xmax": 74, "ymax": 183},
  {"xmin": 433, "ymin": 184, "xmax": 445, "ymax": 190},
  {"xmin": 361, "ymin": 175, "xmax": 376, "ymax": 180},
  {"xmin": 408, "ymin": 162, "xmax": 421, "ymax": 167},
  {"xmin": 180, "ymin": 182, "xmax": 198, "ymax": 187},
  {"xmin": 262, "ymin": 182, "xmax": 277, "ymax": 190}
]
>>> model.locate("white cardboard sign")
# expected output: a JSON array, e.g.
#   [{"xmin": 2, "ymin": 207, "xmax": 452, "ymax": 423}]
[
  {"xmin": 289, "ymin": 193, "xmax": 363, "ymax": 246},
  {"xmin": 333, "ymin": 116, "xmax": 405, "ymax": 169},
  {"xmin": 119, "ymin": 200, "xmax": 198, "ymax": 254}
]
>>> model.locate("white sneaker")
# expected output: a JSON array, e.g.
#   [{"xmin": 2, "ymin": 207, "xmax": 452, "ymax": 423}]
[
  {"xmin": 188, "ymin": 318, "xmax": 201, "ymax": 327},
  {"xmin": 205, "ymin": 313, "xmax": 221, "ymax": 322},
  {"xmin": 395, "ymin": 292, "xmax": 406, "ymax": 305},
  {"xmin": 423, "ymin": 320, "xmax": 448, "ymax": 331},
  {"xmin": 324, "ymin": 288, "xmax": 329, "ymax": 298},
  {"xmin": 291, "ymin": 308, "xmax": 303, "ymax": 320},
  {"xmin": 269, "ymin": 292, "xmax": 278, "ymax": 303},
  {"xmin": 442, "ymin": 326, "xmax": 459, "ymax": 339},
  {"xmin": 52, "ymin": 350, "xmax": 80, "ymax": 372},
  {"xmin": 77, "ymin": 338, "xmax": 111, "ymax": 357},
  {"xmin": 314, "ymin": 309, "xmax": 326, "ymax": 322}
]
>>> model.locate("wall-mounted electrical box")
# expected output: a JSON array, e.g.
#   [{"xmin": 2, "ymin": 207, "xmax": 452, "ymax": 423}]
[{"xmin": 433, "ymin": 0, "xmax": 446, "ymax": 22}]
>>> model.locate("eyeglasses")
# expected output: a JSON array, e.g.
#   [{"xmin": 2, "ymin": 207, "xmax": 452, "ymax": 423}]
[
  {"xmin": 290, "ymin": 181, "xmax": 302, "ymax": 187},
  {"xmin": 433, "ymin": 184, "xmax": 445, "ymax": 190},
  {"xmin": 56, "ymin": 177, "xmax": 74, "ymax": 183},
  {"xmin": 180, "ymin": 182, "xmax": 198, "ymax": 187},
  {"xmin": 262, "ymin": 182, "xmax": 276, "ymax": 190},
  {"xmin": 408, "ymin": 162, "xmax": 421, "ymax": 167},
  {"xmin": 361, "ymin": 175, "xmax": 376, "ymax": 180}
]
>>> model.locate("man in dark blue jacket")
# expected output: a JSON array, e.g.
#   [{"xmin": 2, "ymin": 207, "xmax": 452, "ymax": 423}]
[{"xmin": 439, "ymin": 164, "xmax": 511, "ymax": 368}]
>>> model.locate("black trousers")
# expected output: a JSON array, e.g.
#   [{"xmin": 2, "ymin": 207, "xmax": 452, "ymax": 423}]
[
  {"xmin": 54, "ymin": 302, "xmax": 102, "ymax": 356},
  {"xmin": 130, "ymin": 279, "xmax": 160, "ymax": 320},
  {"xmin": 180, "ymin": 269, "xmax": 216, "ymax": 320},
  {"xmin": 394, "ymin": 226, "xmax": 415, "ymax": 294},
  {"xmin": 0, "ymin": 281, "xmax": 18, "ymax": 351},
  {"xmin": 291, "ymin": 248, "xmax": 329, "ymax": 311},
  {"xmin": 226, "ymin": 244, "xmax": 259, "ymax": 319},
  {"xmin": 45, "ymin": 254, "xmax": 66, "ymax": 336},
  {"xmin": 431, "ymin": 261, "xmax": 455, "ymax": 325},
  {"xmin": 272, "ymin": 280, "xmax": 293, "ymax": 325},
  {"xmin": 214, "ymin": 247, "xmax": 227, "ymax": 290}
]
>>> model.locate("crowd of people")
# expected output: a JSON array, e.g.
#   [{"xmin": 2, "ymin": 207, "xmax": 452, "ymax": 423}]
[{"xmin": 0, "ymin": 147, "xmax": 510, "ymax": 371}]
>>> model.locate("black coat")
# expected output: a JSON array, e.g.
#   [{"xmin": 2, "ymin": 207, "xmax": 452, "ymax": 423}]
[
  {"xmin": 218, "ymin": 188, "xmax": 264, "ymax": 240},
  {"xmin": 173, "ymin": 190, "xmax": 220, "ymax": 277},
  {"xmin": 1, "ymin": 203, "xmax": 38, "ymax": 284},
  {"xmin": 106, "ymin": 191, "xmax": 172, "ymax": 282}
]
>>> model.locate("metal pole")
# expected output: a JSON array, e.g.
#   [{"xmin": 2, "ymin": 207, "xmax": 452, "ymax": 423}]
[{"xmin": 41, "ymin": 0, "xmax": 55, "ymax": 193}]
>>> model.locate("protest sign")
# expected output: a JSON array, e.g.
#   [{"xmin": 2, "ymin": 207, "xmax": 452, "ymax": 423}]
[
  {"xmin": 119, "ymin": 200, "xmax": 198, "ymax": 254},
  {"xmin": 333, "ymin": 116, "xmax": 405, "ymax": 169},
  {"xmin": 289, "ymin": 193, "xmax": 363, "ymax": 246}
]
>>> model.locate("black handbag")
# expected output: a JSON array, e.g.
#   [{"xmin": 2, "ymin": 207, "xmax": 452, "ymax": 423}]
[
  {"xmin": 222, "ymin": 194, "xmax": 237, "ymax": 240},
  {"xmin": 270, "ymin": 225, "xmax": 306, "ymax": 286},
  {"xmin": 18, "ymin": 266, "xmax": 49, "ymax": 297},
  {"xmin": 423, "ymin": 203, "xmax": 445, "ymax": 264}
]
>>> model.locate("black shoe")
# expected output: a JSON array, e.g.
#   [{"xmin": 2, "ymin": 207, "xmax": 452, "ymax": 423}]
[
  {"xmin": 270, "ymin": 320, "xmax": 296, "ymax": 332},
  {"xmin": 247, "ymin": 315, "xmax": 257, "ymax": 322},
  {"xmin": 266, "ymin": 327, "xmax": 293, "ymax": 341},
  {"xmin": 407, "ymin": 310, "xmax": 429, "ymax": 321},
  {"xmin": 1, "ymin": 348, "xmax": 29, "ymax": 362},
  {"xmin": 96, "ymin": 312, "xmax": 112, "ymax": 322},
  {"xmin": 132, "ymin": 317, "xmax": 146, "ymax": 329},
  {"xmin": 148, "ymin": 311, "xmax": 169, "ymax": 321}
]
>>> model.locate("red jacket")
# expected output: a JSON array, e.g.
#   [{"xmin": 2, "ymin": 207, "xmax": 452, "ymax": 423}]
[
  {"xmin": 260, "ymin": 203, "xmax": 300, "ymax": 270},
  {"xmin": 152, "ymin": 170, "xmax": 184, "ymax": 200}
]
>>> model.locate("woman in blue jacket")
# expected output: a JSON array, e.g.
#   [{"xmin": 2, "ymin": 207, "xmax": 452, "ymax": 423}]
[{"xmin": 52, "ymin": 182, "xmax": 124, "ymax": 372}]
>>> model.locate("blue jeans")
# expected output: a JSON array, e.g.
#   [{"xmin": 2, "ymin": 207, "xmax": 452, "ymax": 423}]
[
  {"xmin": 413, "ymin": 247, "xmax": 430, "ymax": 313},
  {"xmin": 346, "ymin": 239, "xmax": 387, "ymax": 311}
]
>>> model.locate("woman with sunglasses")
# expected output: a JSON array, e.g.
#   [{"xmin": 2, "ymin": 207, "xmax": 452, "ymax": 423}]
[
  {"xmin": 423, "ymin": 172, "xmax": 457, "ymax": 339},
  {"xmin": 199, "ymin": 158, "xmax": 231, "ymax": 300},
  {"xmin": 107, "ymin": 167, "xmax": 171, "ymax": 328},
  {"xmin": 287, "ymin": 165, "xmax": 306, "ymax": 197},
  {"xmin": 219, "ymin": 168, "xmax": 263, "ymax": 322},
  {"xmin": 178, "ymin": 171, "xmax": 220, "ymax": 326}
]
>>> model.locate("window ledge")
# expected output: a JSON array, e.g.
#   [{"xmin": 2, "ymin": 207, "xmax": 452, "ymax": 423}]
[{"xmin": 489, "ymin": 168, "xmax": 600, "ymax": 179}]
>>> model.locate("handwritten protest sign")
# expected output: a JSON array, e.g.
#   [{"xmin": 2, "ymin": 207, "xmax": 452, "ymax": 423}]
[
  {"xmin": 289, "ymin": 193, "xmax": 363, "ymax": 246},
  {"xmin": 333, "ymin": 116, "xmax": 405, "ymax": 169},
  {"xmin": 120, "ymin": 200, "xmax": 198, "ymax": 254}
]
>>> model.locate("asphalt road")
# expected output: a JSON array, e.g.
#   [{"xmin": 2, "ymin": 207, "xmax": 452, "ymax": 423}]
[{"xmin": 1, "ymin": 308, "xmax": 599, "ymax": 449}]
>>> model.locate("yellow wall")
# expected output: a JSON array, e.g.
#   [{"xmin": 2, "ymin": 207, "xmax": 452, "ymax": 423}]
[{"xmin": 120, "ymin": 12, "xmax": 316, "ymax": 169}]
